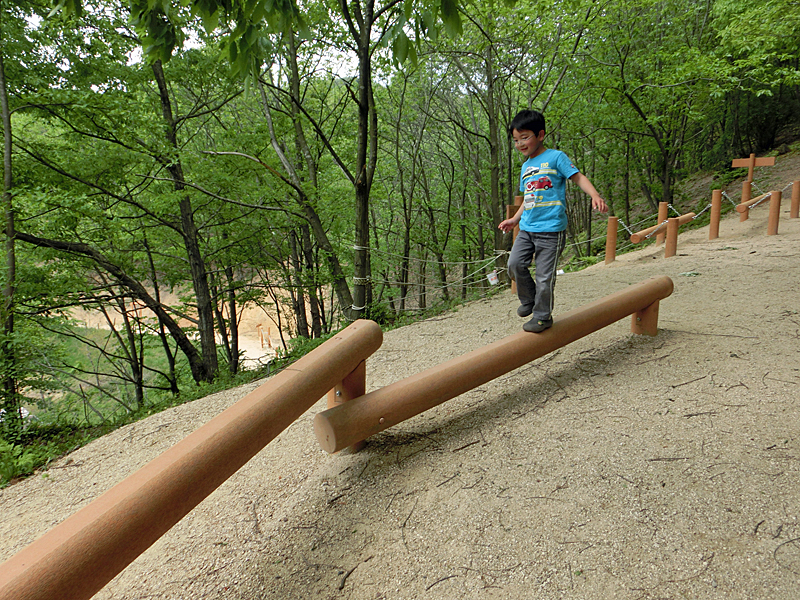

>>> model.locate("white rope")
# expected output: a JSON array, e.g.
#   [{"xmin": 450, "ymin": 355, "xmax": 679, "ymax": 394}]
[
  {"xmin": 750, "ymin": 192, "xmax": 772, "ymax": 210},
  {"xmin": 376, "ymin": 255, "xmax": 501, "ymax": 293},
  {"xmin": 618, "ymin": 213, "xmax": 658, "ymax": 235},
  {"xmin": 565, "ymin": 231, "xmax": 608, "ymax": 250},
  {"xmin": 692, "ymin": 203, "xmax": 712, "ymax": 219},
  {"xmin": 722, "ymin": 190, "xmax": 738, "ymax": 207},
  {"xmin": 644, "ymin": 220, "xmax": 669, "ymax": 240},
  {"xmin": 617, "ymin": 219, "xmax": 635, "ymax": 235},
  {"xmin": 368, "ymin": 245, "xmax": 506, "ymax": 267}
]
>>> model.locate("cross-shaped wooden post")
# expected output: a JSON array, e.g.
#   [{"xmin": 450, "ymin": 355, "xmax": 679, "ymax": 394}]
[{"xmin": 732, "ymin": 153, "xmax": 775, "ymax": 222}]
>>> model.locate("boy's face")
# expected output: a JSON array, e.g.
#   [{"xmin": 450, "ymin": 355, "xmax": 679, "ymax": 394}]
[{"xmin": 512, "ymin": 128, "xmax": 545, "ymax": 159}]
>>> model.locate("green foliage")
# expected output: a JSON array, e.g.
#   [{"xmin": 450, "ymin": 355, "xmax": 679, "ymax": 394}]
[
  {"xmin": 0, "ymin": 440, "xmax": 40, "ymax": 485},
  {"xmin": 0, "ymin": 421, "xmax": 94, "ymax": 486}
]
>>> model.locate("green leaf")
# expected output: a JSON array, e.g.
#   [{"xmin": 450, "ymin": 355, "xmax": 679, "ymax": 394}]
[
  {"xmin": 393, "ymin": 30, "xmax": 409, "ymax": 64},
  {"xmin": 439, "ymin": 0, "xmax": 462, "ymax": 37}
]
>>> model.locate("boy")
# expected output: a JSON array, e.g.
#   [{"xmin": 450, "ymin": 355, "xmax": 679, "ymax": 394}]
[{"xmin": 498, "ymin": 109, "xmax": 608, "ymax": 333}]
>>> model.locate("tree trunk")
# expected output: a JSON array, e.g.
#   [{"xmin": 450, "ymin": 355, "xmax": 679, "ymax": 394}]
[
  {"xmin": 348, "ymin": 0, "xmax": 378, "ymax": 319},
  {"xmin": 151, "ymin": 60, "xmax": 218, "ymax": 380},
  {"xmin": 224, "ymin": 265, "xmax": 239, "ymax": 374},
  {"xmin": 484, "ymin": 47, "xmax": 503, "ymax": 253},
  {"xmin": 289, "ymin": 229, "xmax": 310, "ymax": 338},
  {"xmin": 143, "ymin": 236, "xmax": 179, "ymax": 394},
  {"xmin": 0, "ymin": 48, "xmax": 19, "ymax": 426},
  {"xmin": 300, "ymin": 224, "xmax": 323, "ymax": 337},
  {"xmin": 257, "ymin": 70, "xmax": 355, "ymax": 321}
]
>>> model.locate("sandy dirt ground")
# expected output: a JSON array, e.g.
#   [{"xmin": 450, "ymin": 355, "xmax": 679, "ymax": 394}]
[{"xmin": 1, "ymin": 175, "xmax": 800, "ymax": 599}]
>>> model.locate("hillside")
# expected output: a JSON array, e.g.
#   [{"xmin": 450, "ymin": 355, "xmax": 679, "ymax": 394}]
[{"xmin": 1, "ymin": 161, "xmax": 799, "ymax": 599}]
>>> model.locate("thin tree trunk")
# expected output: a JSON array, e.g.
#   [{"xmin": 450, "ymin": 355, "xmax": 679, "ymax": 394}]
[
  {"xmin": 224, "ymin": 264, "xmax": 239, "ymax": 374},
  {"xmin": 143, "ymin": 236, "xmax": 179, "ymax": 394},
  {"xmin": 0, "ymin": 46, "xmax": 19, "ymax": 425},
  {"xmin": 151, "ymin": 60, "xmax": 218, "ymax": 380},
  {"xmin": 289, "ymin": 229, "xmax": 309, "ymax": 338}
]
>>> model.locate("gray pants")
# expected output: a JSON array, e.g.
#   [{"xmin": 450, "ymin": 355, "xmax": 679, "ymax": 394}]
[{"xmin": 507, "ymin": 230, "xmax": 567, "ymax": 321}]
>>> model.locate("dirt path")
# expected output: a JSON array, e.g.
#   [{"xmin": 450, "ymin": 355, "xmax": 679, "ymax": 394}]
[{"xmin": 1, "ymin": 181, "xmax": 799, "ymax": 599}]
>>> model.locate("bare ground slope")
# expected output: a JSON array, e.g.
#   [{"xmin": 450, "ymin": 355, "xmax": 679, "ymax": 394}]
[{"xmin": 2, "ymin": 182, "xmax": 800, "ymax": 599}]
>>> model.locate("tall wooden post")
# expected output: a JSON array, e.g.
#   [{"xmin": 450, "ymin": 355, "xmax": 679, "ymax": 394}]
[
  {"xmin": 665, "ymin": 217, "xmax": 679, "ymax": 258},
  {"xmin": 604, "ymin": 216, "xmax": 618, "ymax": 264},
  {"xmin": 791, "ymin": 181, "xmax": 799, "ymax": 219},
  {"xmin": 767, "ymin": 190, "xmax": 782, "ymax": 236},
  {"xmin": 709, "ymin": 189, "xmax": 722, "ymax": 240},
  {"xmin": 656, "ymin": 202, "xmax": 669, "ymax": 245}
]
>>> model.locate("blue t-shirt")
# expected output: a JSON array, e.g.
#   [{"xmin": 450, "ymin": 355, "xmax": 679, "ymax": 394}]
[{"xmin": 518, "ymin": 148, "xmax": 579, "ymax": 232}]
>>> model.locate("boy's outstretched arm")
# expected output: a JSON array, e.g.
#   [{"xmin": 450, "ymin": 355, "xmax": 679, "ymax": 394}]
[{"xmin": 570, "ymin": 172, "xmax": 609, "ymax": 213}]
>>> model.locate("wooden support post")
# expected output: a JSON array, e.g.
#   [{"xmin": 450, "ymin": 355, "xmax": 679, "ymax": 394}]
[
  {"xmin": 327, "ymin": 360, "xmax": 367, "ymax": 452},
  {"xmin": 709, "ymin": 189, "xmax": 722, "ymax": 240},
  {"xmin": 631, "ymin": 300, "xmax": 660, "ymax": 336},
  {"xmin": 767, "ymin": 190, "xmax": 782, "ymax": 236},
  {"xmin": 656, "ymin": 202, "xmax": 669, "ymax": 245},
  {"xmin": 605, "ymin": 216, "xmax": 618, "ymax": 264},
  {"xmin": 315, "ymin": 277, "xmax": 674, "ymax": 454},
  {"xmin": 740, "ymin": 180, "xmax": 752, "ymax": 222},
  {"xmin": 665, "ymin": 217, "xmax": 679, "ymax": 258},
  {"xmin": 791, "ymin": 180, "xmax": 799, "ymax": 219}
]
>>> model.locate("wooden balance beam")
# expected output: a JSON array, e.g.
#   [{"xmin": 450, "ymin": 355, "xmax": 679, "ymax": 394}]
[
  {"xmin": 315, "ymin": 276, "xmax": 674, "ymax": 454},
  {"xmin": 0, "ymin": 320, "xmax": 382, "ymax": 600}
]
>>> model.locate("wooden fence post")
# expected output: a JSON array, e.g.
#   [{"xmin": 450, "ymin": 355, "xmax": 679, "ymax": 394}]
[
  {"xmin": 767, "ymin": 190, "xmax": 782, "ymax": 236},
  {"xmin": 665, "ymin": 218, "xmax": 679, "ymax": 258},
  {"xmin": 740, "ymin": 180, "xmax": 752, "ymax": 222},
  {"xmin": 605, "ymin": 216, "xmax": 618, "ymax": 264},
  {"xmin": 656, "ymin": 202, "xmax": 669, "ymax": 245},
  {"xmin": 709, "ymin": 189, "xmax": 722, "ymax": 240},
  {"xmin": 631, "ymin": 300, "xmax": 660, "ymax": 336},
  {"xmin": 791, "ymin": 181, "xmax": 799, "ymax": 219}
]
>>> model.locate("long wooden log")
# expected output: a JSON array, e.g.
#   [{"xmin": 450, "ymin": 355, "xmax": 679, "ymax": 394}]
[
  {"xmin": 0, "ymin": 320, "xmax": 383, "ymax": 600},
  {"xmin": 314, "ymin": 277, "xmax": 674, "ymax": 454},
  {"xmin": 631, "ymin": 212, "xmax": 695, "ymax": 244}
]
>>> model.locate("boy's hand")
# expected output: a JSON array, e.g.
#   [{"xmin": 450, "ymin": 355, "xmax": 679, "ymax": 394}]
[
  {"xmin": 498, "ymin": 218, "xmax": 518, "ymax": 233},
  {"xmin": 592, "ymin": 196, "xmax": 609, "ymax": 213}
]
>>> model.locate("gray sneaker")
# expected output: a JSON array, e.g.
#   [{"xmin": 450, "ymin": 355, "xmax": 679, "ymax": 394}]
[
  {"xmin": 523, "ymin": 318, "xmax": 552, "ymax": 333},
  {"xmin": 517, "ymin": 304, "xmax": 534, "ymax": 317}
]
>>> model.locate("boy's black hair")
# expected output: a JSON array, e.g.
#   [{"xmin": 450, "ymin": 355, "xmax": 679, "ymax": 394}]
[{"xmin": 509, "ymin": 109, "xmax": 545, "ymax": 137}]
